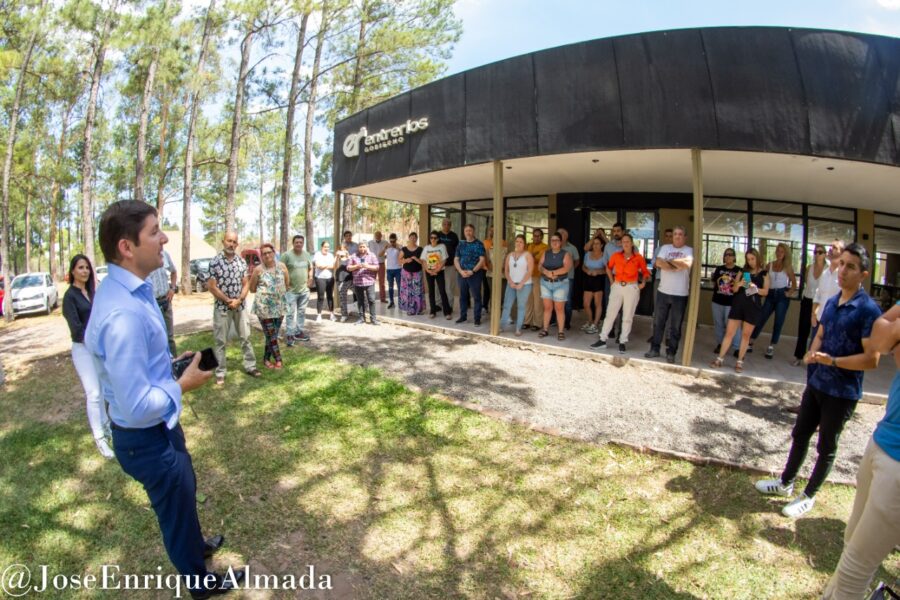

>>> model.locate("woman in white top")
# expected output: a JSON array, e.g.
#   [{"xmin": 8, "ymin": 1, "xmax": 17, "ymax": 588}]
[
  {"xmin": 500, "ymin": 234, "xmax": 535, "ymax": 336},
  {"xmin": 422, "ymin": 231, "xmax": 452, "ymax": 319},
  {"xmin": 749, "ymin": 242, "xmax": 797, "ymax": 359},
  {"xmin": 384, "ymin": 233, "xmax": 403, "ymax": 309},
  {"xmin": 792, "ymin": 243, "xmax": 827, "ymax": 365},
  {"xmin": 313, "ymin": 241, "xmax": 337, "ymax": 321}
]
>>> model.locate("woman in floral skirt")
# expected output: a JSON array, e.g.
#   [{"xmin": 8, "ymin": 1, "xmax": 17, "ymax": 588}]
[
  {"xmin": 250, "ymin": 243, "xmax": 289, "ymax": 369},
  {"xmin": 399, "ymin": 232, "xmax": 425, "ymax": 315}
]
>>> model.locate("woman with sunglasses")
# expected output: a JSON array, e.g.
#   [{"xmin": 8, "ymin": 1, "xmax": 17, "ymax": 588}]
[
  {"xmin": 250, "ymin": 243, "xmax": 290, "ymax": 369},
  {"xmin": 422, "ymin": 231, "xmax": 452, "ymax": 319},
  {"xmin": 710, "ymin": 248, "xmax": 741, "ymax": 355},
  {"xmin": 63, "ymin": 254, "xmax": 114, "ymax": 459},
  {"xmin": 792, "ymin": 244, "xmax": 827, "ymax": 366},
  {"xmin": 539, "ymin": 233, "xmax": 573, "ymax": 340}
]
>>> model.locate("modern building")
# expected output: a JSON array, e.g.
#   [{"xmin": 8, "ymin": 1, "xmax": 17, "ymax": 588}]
[{"xmin": 331, "ymin": 26, "xmax": 899, "ymax": 366}]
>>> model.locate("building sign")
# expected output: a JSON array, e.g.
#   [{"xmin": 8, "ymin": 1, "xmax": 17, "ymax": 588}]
[{"xmin": 342, "ymin": 117, "xmax": 429, "ymax": 158}]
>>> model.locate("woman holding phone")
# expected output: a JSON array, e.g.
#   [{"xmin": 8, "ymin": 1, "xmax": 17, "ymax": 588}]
[{"xmin": 710, "ymin": 248, "xmax": 770, "ymax": 373}]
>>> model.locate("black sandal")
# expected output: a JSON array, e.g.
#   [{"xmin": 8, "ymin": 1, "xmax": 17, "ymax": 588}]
[
  {"xmin": 557, "ymin": 332, "xmax": 565, "ymax": 341},
  {"xmin": 245, "ymin": 368, "xmax": 263, "ymax": 378},
  {"xmin": 538, "ymin": 329, "xmax": 549, "ymax": 338}
]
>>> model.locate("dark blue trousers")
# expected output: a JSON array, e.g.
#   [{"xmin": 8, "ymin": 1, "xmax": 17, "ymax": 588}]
[
  {"xmin": 458, "ymin": 270, "xmax": 484, "ymax": 320},
  {"xmin": 112, "ymin": 423, "xmax": 208, "ymax": 584},
  {"xmin": 650, "ymin": 290, "xmax": 687, "ymax": 355}
]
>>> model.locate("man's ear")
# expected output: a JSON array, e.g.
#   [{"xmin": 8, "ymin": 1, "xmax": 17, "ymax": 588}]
[{"xmin": 117, "ymin": 238, "xmax": 134, "ymax": 262}]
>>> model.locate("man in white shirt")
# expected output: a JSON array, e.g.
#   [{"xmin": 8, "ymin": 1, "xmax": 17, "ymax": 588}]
[
  {"xmin": 645, "ymin": 226, "xmax": 693, "ymax": 363},
  {"xmin": 147, "ymin": 250, "xmax": 177, "ymax": 356},
  {"xmin": 813, "ymin": 240, "xmax": 845, "ymax": 329},
  {"xmin": 368, "ymin": 230, "xmax": 388, "ymax": 303}
]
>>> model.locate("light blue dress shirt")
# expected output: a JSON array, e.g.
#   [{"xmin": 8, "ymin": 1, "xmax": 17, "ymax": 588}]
[{"xmin": 85, "ymin": 263, "xmax": 182, "ymax": 429}]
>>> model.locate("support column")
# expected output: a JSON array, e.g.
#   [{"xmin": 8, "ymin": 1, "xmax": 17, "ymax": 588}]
[
  {"xmin": 333, "ymin": 192, "xmax": 342, "ymax": 311},
  {"xmin": 490, "ymin": 161, "xmax": 504, "ymax": 336},
  {"xmin": 418, "ymin": 204, "xmax": 429, "ymax": 244},
  {"xmin": 681, "ymin": 149, "xmax": 703, "ymax": 367}
]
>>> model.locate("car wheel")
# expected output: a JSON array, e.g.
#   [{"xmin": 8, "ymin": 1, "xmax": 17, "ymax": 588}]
[
  {"xmin": 195, "ymin": 279, "xmax": 204, "ymax": 293},
  {"xmin": 45, "ymin": 300, "xmax": 52, "ymax": 315}
]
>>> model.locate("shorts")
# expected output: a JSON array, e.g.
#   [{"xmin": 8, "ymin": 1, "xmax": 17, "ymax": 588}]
[
  {"xmin": 583, "ymin": 273, "xmax": 606, "ymax": 293},
  {"xmin": 728, "ymin": 292, "xmax": 761, "ymax": 325},
  {"xmin": 540, "ymin": 278, "xmax": 568, "ymax": 302}
]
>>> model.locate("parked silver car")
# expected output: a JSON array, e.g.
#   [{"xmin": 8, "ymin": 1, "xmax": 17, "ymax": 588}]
[{"xmin": 10, "ymin": 272, "xmax": 59, "ymax": 316}]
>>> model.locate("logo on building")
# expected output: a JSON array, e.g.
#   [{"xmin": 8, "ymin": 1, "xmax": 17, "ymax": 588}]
[{"xmin": 342, "ymin": 118, "xmax": 429, "ymax": 158}]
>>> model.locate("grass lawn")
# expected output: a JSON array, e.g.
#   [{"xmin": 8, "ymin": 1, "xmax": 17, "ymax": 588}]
[{"xmin": 1, "ymin": 331, "xmax": 897, "ymax": 599}]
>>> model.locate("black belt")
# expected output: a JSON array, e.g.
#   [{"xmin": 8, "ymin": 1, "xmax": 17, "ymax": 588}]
[
  {"xmin": 542, "ymin": 276, "xmax": 562, "ymax": 283},
  {"xmin": 111, "ymin": 421, "xmax": 165, "ymax": 432},
  {"xmin": 617, "ymin": 281, "xmax": 638, "ymax": 286}
]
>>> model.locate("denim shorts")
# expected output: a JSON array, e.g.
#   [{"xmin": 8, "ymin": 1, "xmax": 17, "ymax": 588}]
[{"xmin": 540, "ymin": 278, "xmax": 568, "ymax": 302}]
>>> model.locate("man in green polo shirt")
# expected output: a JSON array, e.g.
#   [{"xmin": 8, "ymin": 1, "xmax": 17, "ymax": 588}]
[{"xmin": 280, "ymin": 234, "xmax": 313, "ymax": 345}]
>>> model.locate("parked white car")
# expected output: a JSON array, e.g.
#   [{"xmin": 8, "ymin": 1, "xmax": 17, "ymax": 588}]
[
  {"xmin": 10, "ymin": 272, "xmax": 59, "ymax": 317},
  {"xmin": 95, "ymin": 265, "xmax": 108, "ymax": 283}
]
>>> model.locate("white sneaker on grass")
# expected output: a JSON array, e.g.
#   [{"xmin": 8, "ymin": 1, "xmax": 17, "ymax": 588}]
[
  {"xmin": 316, "ymin": 314, "xmax": 322, "ymax": 322},
  {"xmin": 782, "ymin": 493, "xmax": 815, "ymax": 518},
  {"xmin": 755, "ymin": 478, "xmax": 793, "ymax": 496}
]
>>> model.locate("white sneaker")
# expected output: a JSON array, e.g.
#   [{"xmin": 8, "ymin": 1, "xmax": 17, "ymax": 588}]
[
  {"xmin": 755, "ymin": 478, "xmax": 793, "ymax": 496},
  {"xmin": 782, "ymin": 493, "xmax": 815, "ymax": 518},
  {"xmin": 340, "ymin": 315, "xmax": 348, "ymax": 322},
  {"xmin": 316, "ymin": 314, "xmax": 322, "ymax": 322},
  {"xmin": 329, "ymin": 314, "xmax": 337, "ymax": 321}
]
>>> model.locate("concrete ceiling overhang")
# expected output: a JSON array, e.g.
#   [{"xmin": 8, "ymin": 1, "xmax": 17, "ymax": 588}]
[{"xmin": 339, "ymin": 149, "xmax": 900, "ymax": 214}]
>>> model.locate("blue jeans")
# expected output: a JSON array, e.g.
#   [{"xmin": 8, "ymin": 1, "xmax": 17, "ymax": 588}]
[
  {"xmin": 501, "ymin": 283, "xmax": 532, "ymax": 331},
  {"xmin": 752, "ymin": 287, "xmax": 790, "ymax": 345},
  {"xmin": 712, "ymin": 302, "xmax": 739, "ymax": 350},
  {"xmin": 284, "ymin": 289, "xmax": 310, "ymax": 336},
  {"xmin": 387, "ymin": 268, "xmax": 402, "ymax": 303},
  {"xmin": 458, "ymin": 270, "xmax": 484, "ymax": 320},
  {"xmin": 650, "ymin": 291, "xmax": 687, "ymax": 355}
]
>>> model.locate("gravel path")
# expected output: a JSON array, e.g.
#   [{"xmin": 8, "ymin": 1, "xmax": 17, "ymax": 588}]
[
  {"xmin": 299, "ymin": 316, "xmax": 884, "ymax": 484},
  {"xmin": 2, "ymin": 296, "xmax": 884, "ymax": 483}
]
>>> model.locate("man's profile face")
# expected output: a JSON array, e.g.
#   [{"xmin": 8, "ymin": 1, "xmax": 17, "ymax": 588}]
[
  {"xmin": 612, "ymin": 226, "xmax": 624, "ymax": 240},
  {"xmin": 135, "ymin": 215, "xmax": 167, "ymax": 274},
  {"xmin": 223, "ymin": 233, "xmax": 238, "ymax": 255}
]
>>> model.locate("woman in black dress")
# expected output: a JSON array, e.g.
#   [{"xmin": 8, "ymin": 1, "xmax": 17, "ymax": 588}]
[{"xmin": 710, "ymin": 248, "xmax": 770, "ymax": 373}]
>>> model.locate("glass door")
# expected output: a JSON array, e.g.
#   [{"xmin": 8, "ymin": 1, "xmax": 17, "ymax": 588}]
[
  {"xmin": 588, "ymin": 211, "xmax": 618, "ymax": 241},
  {"xmin": 625, "ymin": 210, "xmax": 657, "ymax": 262}
]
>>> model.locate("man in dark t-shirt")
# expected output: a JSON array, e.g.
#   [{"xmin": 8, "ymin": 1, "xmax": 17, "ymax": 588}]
[{"xmin": 437, "ymin": 218, "xmax": 460, "ymax": 312}]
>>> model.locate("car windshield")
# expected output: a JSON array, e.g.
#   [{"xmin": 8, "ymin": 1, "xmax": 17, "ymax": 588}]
[
  {"xmin": 196, "ymin": 259, "xmax": 211, "ymax": 270},
  {"xmin": 12, "ymin": 275, "xmax": 43, "ymax": 289}
]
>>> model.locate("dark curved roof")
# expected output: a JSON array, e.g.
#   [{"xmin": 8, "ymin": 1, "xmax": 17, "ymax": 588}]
[{"xmin": 332, "ymin": 26, "xmax": 899, "ymax": 191}]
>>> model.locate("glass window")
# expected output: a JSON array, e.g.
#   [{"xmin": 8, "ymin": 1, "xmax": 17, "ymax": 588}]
[
  {"xmin": 506, "ymin": 208, "xmax": 548, "ymax": 243},
  {"xmin": 808, "ymin": 205, "xmax": 854, "ymax": 221},
  {"xmin": 625, "ymin": 210, "xmax": 657, "ymax": 261},
  {"xmin": 754, "ymin": 200, "xmax": 802, "ymax": 216},
  {"xmin": 430, "ymin": 203, "xmax": 462, "ymax": 235},
  {"xmin": 875, "ymin": 213, "xmax": 900, "ymax": 229},
  {"xmin": 589, "ymin": 211, "xmax": 618, "ymax": 240},
  {"xmin": 701, "ymin": 210, "xmax": 748, "ymax": 281},
  {"xmin": 704, "ymin": 197, "xmax": 748, "ymax": 211},
  {"xmin": 752, "ymin": 212, "xmax": 803, "ymax": 274},
  {"xmin": 873, "ymin": 218, "xmax": 900, "ymax": 292}
]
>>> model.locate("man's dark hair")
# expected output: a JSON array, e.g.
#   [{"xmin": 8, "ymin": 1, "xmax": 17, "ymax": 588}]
[
  {"xmin": 292, "ymin": 234, "xmax": 304, "ymax": 243},
  {"xmin": 843, "ymin": 242, "xmax": 871, "ymax": 272},
  {"xmin": 613, "ymin": 222, "xmax": 625, "ymax": 230},
  {"xmin": 99, "ymin": 201, "xmax": 157, "ymax": 264},
  {"xmin": 664, "ymin": 228, "xmax": 674, "ymax": 234},
  {"xmin": 343, "ymin": 230, "xmax": 352, "ymax": 237}
]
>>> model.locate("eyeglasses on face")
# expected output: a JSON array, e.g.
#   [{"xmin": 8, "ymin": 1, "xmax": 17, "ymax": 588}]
[
  {"xmin": 262, "ymin": 251, "xmax": 274, "ymax": 256},
  {"xmin": 816, "ymin": 250, "xmax": 826, "ymax": 254}
]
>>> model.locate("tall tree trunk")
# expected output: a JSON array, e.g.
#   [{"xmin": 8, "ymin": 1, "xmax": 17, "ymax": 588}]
[
  {"xmin": 280, "ymin": 11, "xmax": 309, "ymax": 253},
  {"xmin": 225, "ymin": 28, "xmax": 254, "ymax": 232},
  {"xmin": 341, "ymin": 2, "xmax": 369, "ymax": 237},
  {"xmin": 156, "ymin": 92, "xmax": 169, "ymax": 213},
  {"xmin": 180, "ymin": 0, "xmax": 216, "ymax": 294},
  {"xmin": 271, "ymin": 177, "xmax": 277, "ymax": 243},
  {"xmin": 1, "ymin": 22, "xmax": 38, "ymax": 320},
  {"xmin": 304, "ymin": 4, "xmax": 327, "ymax": 252},
  {"xmin": 258, "ymin": 163, "xmax": 264, "ymax": 243},
  {"xmin": 24, "ymin": 198, "xmax": 31, "ymax": 272},
  {"xmin": 49, "ymin": 106, "xmax": 72, "ymax": 281},
  {"xmin": 134, "ymin": 48, "xmax": 160, "ymax": 202},
  {"xmin": 80, "ymin": 1, "xmax": 118, "ymax": 264}
]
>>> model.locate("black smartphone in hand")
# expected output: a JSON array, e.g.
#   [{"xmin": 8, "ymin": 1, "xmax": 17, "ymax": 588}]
[{"xmin": 172, "ymin": 348, "xmax": 219, "ymax": 380}]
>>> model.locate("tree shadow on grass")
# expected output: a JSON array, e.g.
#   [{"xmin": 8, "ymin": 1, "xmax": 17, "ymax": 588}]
[{"xmin": 1, "ymin": 330, "xmax": 877, "ymax": 599}]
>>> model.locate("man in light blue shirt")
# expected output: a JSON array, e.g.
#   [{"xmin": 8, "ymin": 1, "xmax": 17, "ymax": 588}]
[{"xmin": 86, "ymin": 201, "xmax": 242, "ymax": 598}]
